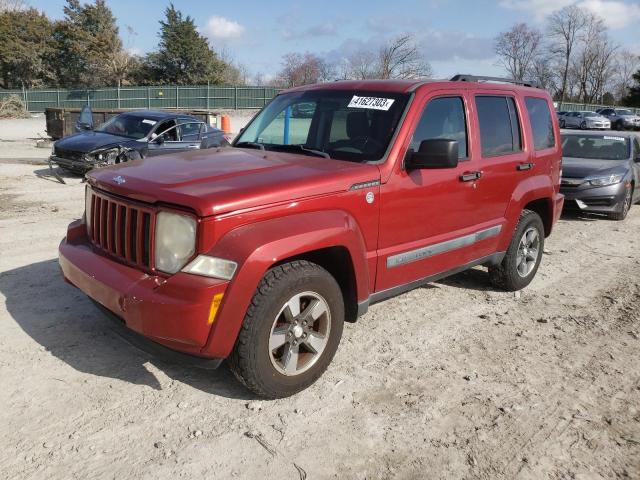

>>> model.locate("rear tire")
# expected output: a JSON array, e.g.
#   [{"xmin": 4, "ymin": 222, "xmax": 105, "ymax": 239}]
[
  {"xmin": 489, "ymin": 210, "xmax": 545, "ymax": 292},
  {"xmin": 609, "ymin": 186, "xmax": 632, "ymax": 221},
  {"xmin": 229, "ymin": 260, "xmax": 344, "ymax": 398},
  {"xmin": 559, "ymin": 119, "xmax": 565, "ymax": 128}
]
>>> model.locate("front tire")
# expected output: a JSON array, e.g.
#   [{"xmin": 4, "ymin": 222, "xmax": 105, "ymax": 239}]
[
  {"xmin": 229, "ymin": 260, "xmax": 344, "ymax": 398},
  {"xmin": 609, "ymin": 186, "xmax": 632, "ymax": 221},
  {"xmin": 580, "ymin": 121, "xmax": 587, "ymax": 130},
  {"xmin": 489, "ymin": 210, "xmax": 545, "ymax": 291}
]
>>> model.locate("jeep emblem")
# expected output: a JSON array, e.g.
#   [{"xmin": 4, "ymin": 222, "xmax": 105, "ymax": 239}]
[
  {"xmin": 113, "ymin": 175, "xmax": 126, "ymax": 185},
  {"xmin": 365, "ymin": 191, "xmax": 374, "ymax": 204}
]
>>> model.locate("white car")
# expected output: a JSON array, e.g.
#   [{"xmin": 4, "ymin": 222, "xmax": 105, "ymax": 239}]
[{"xmin": 561, "ymin": 111, "xmax": 611, "ymax": 130}]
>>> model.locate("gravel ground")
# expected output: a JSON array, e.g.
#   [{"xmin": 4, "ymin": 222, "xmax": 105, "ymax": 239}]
[{"xmin": 0, "ymin": 158, "xmax": 639, "ymax": 480}]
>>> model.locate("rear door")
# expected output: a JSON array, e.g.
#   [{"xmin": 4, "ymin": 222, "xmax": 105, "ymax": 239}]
[{"xmin": 465, "ymin": 92, "xmax": 531, "ymax": 256}]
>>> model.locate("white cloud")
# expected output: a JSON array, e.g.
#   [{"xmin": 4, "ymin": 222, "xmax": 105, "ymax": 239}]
[
  {"xmin": 499, "ymin": 0, "xmax": 640, "ymax": 27},
  {"xmin": 578, "ymin": 0, "xmax": 640, "ymax": 28},
  {"xmin": 201, "ymin": 16, "xmax": 245, "ymax": 40}
]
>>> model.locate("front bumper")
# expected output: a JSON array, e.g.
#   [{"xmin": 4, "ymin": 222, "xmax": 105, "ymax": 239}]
[
  {"xmin": 59, "ymin": 220, "xmax": 228, "ymax": 360},
  {"xmin": 560, "ymin": 180, "xmax": 628, "ymax": 213},
  {"xmin": 50, "ymin": 155, "xmax": 93, "ymax": 173},
  {"xmin": 586, "ymin": 122, "xmax": 610, "ymax": 129}
]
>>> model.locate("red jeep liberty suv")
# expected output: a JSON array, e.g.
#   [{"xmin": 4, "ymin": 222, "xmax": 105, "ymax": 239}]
[{"xmin": 59, "ymin": 75, "xmax": 564, "ymax": 398}]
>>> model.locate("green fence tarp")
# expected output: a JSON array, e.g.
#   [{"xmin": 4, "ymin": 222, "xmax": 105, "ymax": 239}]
[{"xmin": 0, "ymin": 85, "xmax": 281, "ymax": 112}]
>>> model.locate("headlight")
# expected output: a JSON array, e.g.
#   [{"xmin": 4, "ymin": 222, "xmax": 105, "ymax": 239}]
[
  {"xmin": 95, "ymin": 148, "xmax": 119, "ymax": 164},
  {"xmin": 154, "ymin": 211, "xmax": 197, "ymax": 274},
  {"xmin": 182, "ymin": 255, "xmax": 237, "ymax": 280},
  {"xmin": 587, "ymin": 174, "xmax": 624, "ymax": 187},
  {"xmin": 84, "ymin": 186, "xmax": 92, "ymax": 235}
]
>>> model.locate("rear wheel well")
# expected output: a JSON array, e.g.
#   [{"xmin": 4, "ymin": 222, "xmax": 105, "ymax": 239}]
[
  {"xmin": 273, "ymin": 247, "xmax": 359, "ymax": 323},
  {"xmin": 523, "ymin": 198, "xmax": 552, "ymax": 237}
]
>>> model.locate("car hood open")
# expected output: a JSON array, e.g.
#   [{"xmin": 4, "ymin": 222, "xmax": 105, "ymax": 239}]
[
  {"xmin": 88, "ymin": 147, "xmax": 381, "ymax": 217},
  {"xmin": 54, "ymin": 131, "xmax": 137, "ymax": 153}
]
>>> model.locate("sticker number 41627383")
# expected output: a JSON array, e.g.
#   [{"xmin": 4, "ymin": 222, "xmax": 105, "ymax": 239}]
[{"xmin": 347, "ymin": 96, "xmax": 395, "ymax": 111}]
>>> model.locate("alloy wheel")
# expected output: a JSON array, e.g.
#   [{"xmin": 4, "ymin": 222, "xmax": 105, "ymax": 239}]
[
  {"xmin": 268, "ymin": 291, "xmax": 331, "ymax": 376},
  {"xmin": 516, "ymin": 227, "xmax": 540, "ymax": 278}
]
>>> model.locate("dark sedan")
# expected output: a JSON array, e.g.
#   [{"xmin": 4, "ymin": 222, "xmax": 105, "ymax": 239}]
[
  {"xmin": 50, "ymin": 107, "xmax": 230, "ymax": 174},
  {"xmin": 560, "ymin": 131, "xmax": 640, "ymax": 220}
]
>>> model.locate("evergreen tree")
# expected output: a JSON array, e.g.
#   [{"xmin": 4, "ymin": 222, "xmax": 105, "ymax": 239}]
[
  {"xmin": 623, "ymin": 69, "xmax": 640, "ymax": 107},
  {"xmin": 52, "ymin": 0, "xmax": 123, "ymax": 87},
  {"xmin": 144, "ymin": 4, "xmax": 224, "ymax": 85},
  {"xmin": 0, "ymin": 8, "xmax": 54, "ymax": 88}
]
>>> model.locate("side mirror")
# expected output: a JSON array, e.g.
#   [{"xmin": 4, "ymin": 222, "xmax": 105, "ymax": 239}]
[{"xmin": 406, "ymin": 139, "xmax": 459, "ymax": 170}]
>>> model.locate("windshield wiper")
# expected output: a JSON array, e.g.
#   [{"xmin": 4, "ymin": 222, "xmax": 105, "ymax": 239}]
[
  {"xmin": 234, "ymin": 141, "xmax": 265, "ymax": 150},
  {"xmin": 268, "ymin": 144, "xmax": 330, "ymax": 159}
]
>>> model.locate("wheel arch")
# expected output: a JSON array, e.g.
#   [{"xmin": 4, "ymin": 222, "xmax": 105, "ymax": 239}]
[{"xmin": 200, "ymin": 210, "xmax": 370, "ymax": 358}]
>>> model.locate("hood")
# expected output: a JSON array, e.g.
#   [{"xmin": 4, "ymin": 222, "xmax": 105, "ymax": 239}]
[
  {"xmin": 55, "ymin": 131, "xmax": 137, "ymax": 153},
  {"xmin": 88, "ymin": 148, "xmax": 381, "ymax": 217},
  {"xmin": 561, "ymin": 157, "xmax": 628, "ymax": 179}
]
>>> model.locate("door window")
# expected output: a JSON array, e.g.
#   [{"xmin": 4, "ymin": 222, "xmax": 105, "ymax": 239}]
[
  {"xmin": 476, "ymin": 96, "xmax": 522, "ymax": 157},
  {"xmin": 409, "ymin": 96, "xmax": 468, "ymax": 159},
  {"xmin": 178, "ymin": 120, "xmax": 203, "ymax": 141},
  {"xmin": 525, "ymin": 97, "xmax": 555, "ymax": 151},
  {"xmin": 154, "ymin": 120, "xmax": 179, "ymax": 141}
]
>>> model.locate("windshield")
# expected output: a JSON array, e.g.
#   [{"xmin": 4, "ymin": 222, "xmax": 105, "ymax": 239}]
[
  {"xmin": 234, "ymin": 90, "xmax": 410, "ymax": 162},
  {"xmin": 562, "ymin": 134, "xmax": 630, "ymax": 160},
  {"xmin": 583, "ymin": 112, "xmax": 598, "ymax": 117},
  {"xmin": 616, "ymin": 109, "xmax": 633, "ymax": 116},
  {"xmin": 96, "ymin": 113, "xmax": 157, "ymax": 139}
]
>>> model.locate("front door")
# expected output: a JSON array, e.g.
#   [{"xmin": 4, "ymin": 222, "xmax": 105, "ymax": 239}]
[
  {"xmin": 147, "ymin": 120, "xmax": 201, "ymax": 157},
  {"xmin": 376, "ymin": 92, "xmax": 493, "ymax": 293}
]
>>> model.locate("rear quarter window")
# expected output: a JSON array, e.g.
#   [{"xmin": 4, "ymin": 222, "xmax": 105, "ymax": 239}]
[{"xmin": 525, "ymin": 97, "xmax": 555, "ymax": 151}]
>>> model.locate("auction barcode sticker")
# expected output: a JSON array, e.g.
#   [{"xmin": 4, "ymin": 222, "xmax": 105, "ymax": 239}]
[
  {"xmin": 604, "ymin": 136, "xmax": 625, "ymax": 142},
  {"xmin": 348, "ymin": 96, "xmax": 395, "ymax": 111},
  {"xmin": 142, "ymin": 119, "xmax": 157, "ymax": 125}
]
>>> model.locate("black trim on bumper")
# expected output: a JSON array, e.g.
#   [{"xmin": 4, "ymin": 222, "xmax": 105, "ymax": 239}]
[{"xmin": 91, "ymin": 300, "xmax": 224, "ymax": 370}]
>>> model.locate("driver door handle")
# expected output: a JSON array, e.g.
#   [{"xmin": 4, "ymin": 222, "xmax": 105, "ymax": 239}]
[
  {"xmin": 460, "ymin": 171, "xmax": 482, "ymax": 182},
  {"xmin": 517, "ymin": 162, "xmax": 534, "ymax": 171}
]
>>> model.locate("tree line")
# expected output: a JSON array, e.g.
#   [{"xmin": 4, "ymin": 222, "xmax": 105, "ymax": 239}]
[
  {"xmin": 494, "ymin": 4, "xmax": 640, "ymax": 106},
  {"xmin": 0, "ymin": 0, "xmax": 248, "ymax": 89},
  {"xmin": 1, "ymin": 0, "xmax": 639, "ymax": 107}
]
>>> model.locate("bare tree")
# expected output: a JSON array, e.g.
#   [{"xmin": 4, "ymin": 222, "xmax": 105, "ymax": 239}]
[
  {"xmin": 277, "ymin": 52, "xmax": 331, "ymax": 87},
  {"xmin": 613, "ymin": 49, "xmax": 640, "ymax": 102},
  {"xmin": 495, "ymin": 23, "xmax": 543, "ymax": 81},
  {"xmin": 105, "ymin": 50, "xmax": 137, "ymax": 87},
  {"xmin": 547, "ymin": 5, "xmax": 590, "ymax": 103},
  {"xmin": 377, "ymin": 34, "xmax": 432, "ymax": 79},
  {"xmin": 346, "ymin": 49, "xmax": 378, "ymax": 79}
]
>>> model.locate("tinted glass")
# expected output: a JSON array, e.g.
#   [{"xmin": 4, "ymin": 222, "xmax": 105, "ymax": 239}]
[
  {"xmin": 525, "ymin": 97, "xmax": 555, "ymax": 150},
  {"xmin": 561, "ymin": 134, "xmax": 630, "ymax": 161},
  {"xmin": 409, "ymin": 97, "xmax": 467, "ymax": 159},
  {"xmin": 235, "ymin": 90, "xmax": 410, "ymax": 162},
  {"xmin": 476, "ymin": 96, "xmax": 521, "ymax": 157},
  {"xmin": 617, "ymin": 109, "xmax": 633, "ymax": 115}
]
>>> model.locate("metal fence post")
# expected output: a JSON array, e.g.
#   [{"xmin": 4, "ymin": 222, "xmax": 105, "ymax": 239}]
[
  {"xmin": 147, "ymin": 87, "xmax": 151, "ymax": 109},
  {"xmin": 235, "ymin": 86, "xmax": 238, "ymax": 110},
  {"xmin": 176, "ymin": 85, "xmax": 179, "ymax": 109},
  {"xmin": 56, "ymin": 89, "xmax": 60, "ymax": 107},
  {"xmin": 117, "ymin": 86, "xmax": 121, "ymax": 109},
  {"xmin": 207, "ymin": 81, "xmax": 210, "ymax": 110}
]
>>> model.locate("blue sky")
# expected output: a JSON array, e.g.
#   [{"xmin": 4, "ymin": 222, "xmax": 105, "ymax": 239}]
[{"xmin": 32, "ymin": 0, "xmax": 640, "ymax": 81}]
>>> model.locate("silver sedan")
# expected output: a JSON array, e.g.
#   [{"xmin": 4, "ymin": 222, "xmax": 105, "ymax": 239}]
[{"xmin": 561, "ymin": 111, "xmax": 611, "ymax": 130}]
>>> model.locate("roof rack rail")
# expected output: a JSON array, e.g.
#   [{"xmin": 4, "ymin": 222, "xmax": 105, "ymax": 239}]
[{"xmin": 450, "ymin": 74, "xmax": 538, "ymax": 88}]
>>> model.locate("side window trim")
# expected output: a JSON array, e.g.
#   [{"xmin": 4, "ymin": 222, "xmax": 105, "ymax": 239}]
[
  {"xmin": 506, "ymin": 97, "xmax": 523, "ymax": 153},
  {"xmin": 408, "ymin": 94, "xmax": 470, "ymax": 161}
]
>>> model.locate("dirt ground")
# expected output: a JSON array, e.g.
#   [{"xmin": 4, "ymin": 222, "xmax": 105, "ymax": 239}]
[{"xmin": 0, "ymin": 156, "xmax": 639, "ymax": 480}]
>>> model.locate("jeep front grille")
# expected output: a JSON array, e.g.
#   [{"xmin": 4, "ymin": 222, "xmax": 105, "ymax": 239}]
[{"xmin": 87, "ymin": 189, "xmax": 155, "ymax": 271}]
